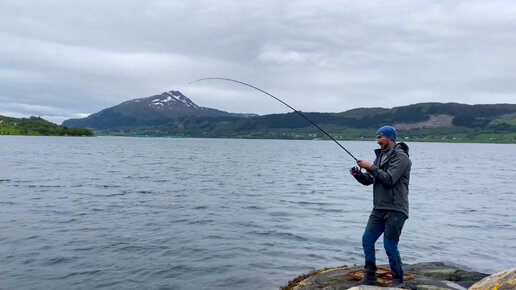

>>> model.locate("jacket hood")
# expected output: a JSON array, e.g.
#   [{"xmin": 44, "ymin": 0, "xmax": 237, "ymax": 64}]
[{"xmin": 396, "ymin": 142, "xmax": 409, "ymax": 157}]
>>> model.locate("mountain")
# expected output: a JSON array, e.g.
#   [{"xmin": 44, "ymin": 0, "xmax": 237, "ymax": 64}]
[
  {"xmin": 62, "ymin": 90, "xmax": 252, "ymax": 130},
  {"xmin": 102, "ymin": 102, "xmax": 515, "ymax": 143},
  {"xmin": 63, "ymin": 90, "xmax": 516, "ymax": 142}
]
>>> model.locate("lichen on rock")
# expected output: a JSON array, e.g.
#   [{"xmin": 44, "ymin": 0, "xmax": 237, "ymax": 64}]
[{"xmin": 468, "ymin": 268, "xmax": 516, "ymax": 290}]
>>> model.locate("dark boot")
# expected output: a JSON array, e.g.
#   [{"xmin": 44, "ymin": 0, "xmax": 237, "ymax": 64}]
[
  {"xmin": 360, "ymin": 270, "xmax": 377, "ymax": 285},
  {"xmin": 390, "ymin": 279, "xmax": 405, "ymax": 288}
]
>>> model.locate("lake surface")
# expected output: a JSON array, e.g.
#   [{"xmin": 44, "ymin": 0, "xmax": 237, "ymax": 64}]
[{"xmin": 1, "ymin": 136, "xmax": 515, "ymax": 289}]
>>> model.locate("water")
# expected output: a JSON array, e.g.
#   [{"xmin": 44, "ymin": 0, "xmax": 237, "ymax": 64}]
[{"xmin": 1, "ymin": 136, "xmax": 515, "ymax": 290}]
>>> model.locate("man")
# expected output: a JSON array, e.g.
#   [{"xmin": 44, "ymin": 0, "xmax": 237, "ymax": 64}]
[{"xmin": 350, "ymin": 125, "xmax": 411, "ymax": 288}]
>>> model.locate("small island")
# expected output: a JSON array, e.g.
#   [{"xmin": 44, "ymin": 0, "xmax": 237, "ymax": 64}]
[{"xmin": 0, "ymin": 115, "xmax": 93, "ymax": 136}]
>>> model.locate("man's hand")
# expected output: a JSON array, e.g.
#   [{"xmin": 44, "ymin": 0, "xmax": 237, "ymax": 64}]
[{"xmin": 357, "ymin": 160, "xmax": 372, "ymax": 169}]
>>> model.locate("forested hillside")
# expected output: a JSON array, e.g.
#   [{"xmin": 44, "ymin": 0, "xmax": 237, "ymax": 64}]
[
  {"xmin": 0, "ymin": 116, "xmax": 93, "ymax": 136},
  {"xmin": 97, "ymin": 102, "xmax": 516, "ymax": 143}
]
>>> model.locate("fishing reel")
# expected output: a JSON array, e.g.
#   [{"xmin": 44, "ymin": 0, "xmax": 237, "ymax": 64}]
[{"xmin": 351, "ymin": 166, "xmax": 362, "ymax": 174}]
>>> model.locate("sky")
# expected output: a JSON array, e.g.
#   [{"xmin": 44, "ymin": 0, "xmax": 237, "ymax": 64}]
[{"xmin": 1, "ymin": 0, "xmax": 515, "ymax": 124}]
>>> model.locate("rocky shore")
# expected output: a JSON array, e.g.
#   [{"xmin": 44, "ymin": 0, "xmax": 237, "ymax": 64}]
[{"xmin": 281, "ymin": 262, "xmax": 495, "ymax": 290}]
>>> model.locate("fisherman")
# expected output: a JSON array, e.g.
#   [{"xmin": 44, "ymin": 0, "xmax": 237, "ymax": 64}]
[{"xmin": 350, "ymin": 125, "xmax": 411, "ymax": 288}]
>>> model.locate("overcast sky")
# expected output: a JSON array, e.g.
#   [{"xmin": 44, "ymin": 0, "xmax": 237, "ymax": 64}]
[{"xmin": 1, "ymin": 0, "xmax": 515, "ymax": 124}]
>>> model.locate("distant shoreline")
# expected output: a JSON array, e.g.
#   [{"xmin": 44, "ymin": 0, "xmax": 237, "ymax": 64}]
[
  {"xmin": 89, "ymin": 132, "xmax": 516, "ymax": 144},
  {"xmin": 91, "ymin": 132, "xmax": 516, "ymax": 144},
  {"xmin": 2, "ymin": 128, "xmax": 514, "ymax": 144}
]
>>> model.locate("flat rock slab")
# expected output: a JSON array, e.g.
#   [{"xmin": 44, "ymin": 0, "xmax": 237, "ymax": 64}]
[{"xmin": 282, "ymin": 262, "xmax": 489, "ymax": 290}]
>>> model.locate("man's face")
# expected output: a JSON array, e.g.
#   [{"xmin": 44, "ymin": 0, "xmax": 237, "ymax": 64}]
[{"xmin": 376, "ymin": 134, "xmax": 392, "ymax": 150}]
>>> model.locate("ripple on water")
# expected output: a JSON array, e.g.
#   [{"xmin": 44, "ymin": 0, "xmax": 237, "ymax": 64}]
[
  {"xmin": 43, "ymin": 257, "xmax": 77, "ymax": 266},
  {"xmin": 1, "ymin": 138, "xmax": 515, "ymax": 290}
]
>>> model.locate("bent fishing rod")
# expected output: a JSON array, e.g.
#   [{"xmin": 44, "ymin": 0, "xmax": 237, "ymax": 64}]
[{"xmin": 189, "ymin": 77, "xmax": 358, "ymax": 161}]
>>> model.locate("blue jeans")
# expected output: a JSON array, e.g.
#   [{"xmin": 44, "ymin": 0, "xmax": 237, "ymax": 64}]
[{"xmin": 362, "ymin": 209, "xmax": 407, "ymax": 281}]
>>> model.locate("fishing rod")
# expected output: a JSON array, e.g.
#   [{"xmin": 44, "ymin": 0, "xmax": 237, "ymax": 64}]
[{"xmin": 189, "ymin": 77, "xmax": 358, "ymax": 161}]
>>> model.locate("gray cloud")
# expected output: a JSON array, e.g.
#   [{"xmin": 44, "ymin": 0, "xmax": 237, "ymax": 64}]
[{"xmin": 1, "ymin": 0, "xmax": 515, "ymax": 124}]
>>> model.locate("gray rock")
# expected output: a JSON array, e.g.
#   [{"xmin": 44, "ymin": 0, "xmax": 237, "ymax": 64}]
[{"xmin": 281, "ymin": 262, "xmax": 489, "ymax": 290}]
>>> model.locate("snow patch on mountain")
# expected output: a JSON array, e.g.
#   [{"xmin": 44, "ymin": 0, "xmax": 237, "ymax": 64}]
[{"xmin": 145, "ymin": 91, "xmax": 200, "ymax": 110}]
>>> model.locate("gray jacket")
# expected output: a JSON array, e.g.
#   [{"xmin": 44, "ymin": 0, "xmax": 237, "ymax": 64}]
[{"xmin": 353, "ymin": 142, "xmax": 411, "ymax": 217}]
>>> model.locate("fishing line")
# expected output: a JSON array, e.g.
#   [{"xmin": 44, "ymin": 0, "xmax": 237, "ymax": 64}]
[{"xmin": 189, "ymin": 77, "xmax": 358, "ymax": 161}]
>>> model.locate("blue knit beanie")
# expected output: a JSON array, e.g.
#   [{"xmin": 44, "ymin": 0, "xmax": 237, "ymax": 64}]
[{"xmin": 376, "ymin": 125, "xmax": 397, "ymax": 141}]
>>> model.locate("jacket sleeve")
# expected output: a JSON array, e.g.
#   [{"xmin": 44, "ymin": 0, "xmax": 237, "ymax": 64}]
[
  {"xmin": 353, "ymin": 171, "xmax": 374, "ymax": 186},
  {"xmin": 367, "ymin": 153, "xmax": 410, "ymax": 187}
]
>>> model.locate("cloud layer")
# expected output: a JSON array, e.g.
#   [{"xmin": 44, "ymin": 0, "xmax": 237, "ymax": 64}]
[{"xmin": 1, "ymin": 0, "xmax": 515, "ymax": 124}]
